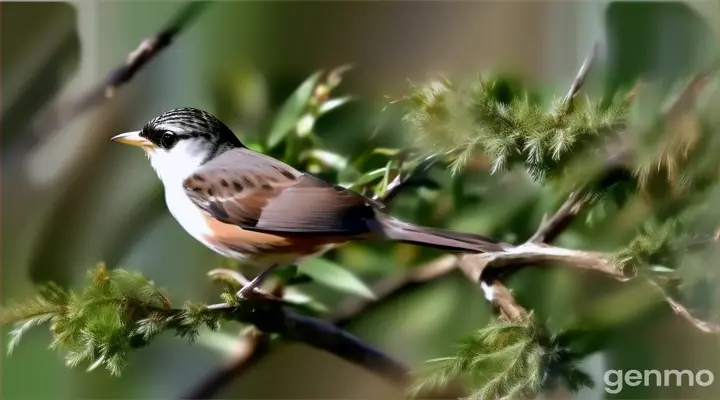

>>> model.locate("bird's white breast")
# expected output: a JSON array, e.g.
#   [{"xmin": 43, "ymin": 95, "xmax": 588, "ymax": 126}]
[{"xmin": 164, "ymin": 183, "xmax": 215, "ymax": 246}]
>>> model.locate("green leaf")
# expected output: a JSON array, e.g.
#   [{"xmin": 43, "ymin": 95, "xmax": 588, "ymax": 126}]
[
  {"xmin": 319, "ymin": 96, "xmax": 353, "ymax": 114},
  {"xmin": 267, "ymin": 71, "xmax": 322, "ymax": 148},
  {"xmin": 282, "ymin": 289, "xmax": 329, "ymax": 313},
  {"xmin": 348, "ymin": 167, "xmax": 388, "ymax": 189},
  {"xmin": 338, "ymin": 164, "xmax": 362, "ymax": 186},
  {"xmin": 372, "ymin": 147, "xmax": 403, "ymax": 156},
  {"xmin": 298, "ymin": 258, "xmax": 375, "ymax": 299},
  {"xmin": 649, "ymin": 265, "xmax": 675, "ymax": 274},
  {"xmin": 304, "ymin": 149, "xmax": 349, "ymax": 171},
  {"xmin": 274, "ymin": 265, "xmax": 299, "ymax": 284},
  {"xmin": 197, "ymin": 331, "xmax": 245, "ymax": 355}
]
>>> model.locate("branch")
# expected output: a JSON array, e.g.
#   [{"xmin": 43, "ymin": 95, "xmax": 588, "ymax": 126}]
[
  {"xmin": 528, "ymin": 190, "xmax": 589, "ymax": 244},
  {"xmin": 558, "ymin": 43, "xmax": 599, "ymax": 114},
  {"xmin": 458, "ymin": 242, "xmax": 720, "ymax": 333},
  {"xmin": 205, "ymin": 297, "xmax": 411, "ymax": 386},
  {"xmin": 9, "ymin": 2, "xmax": 209, "ymax": 155},
  {"xmin": 181, "ymin": 255, "xmax": 447, "ymax": 399},
  {"xmin": 647, "ymin": 280, "xmax": 720, "ymax": 334}
]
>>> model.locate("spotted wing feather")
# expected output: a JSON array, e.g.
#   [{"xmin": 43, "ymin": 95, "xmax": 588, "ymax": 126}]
[{"xmin": 183, "ymin": 148, "xmax": 376, "ymax": 235}]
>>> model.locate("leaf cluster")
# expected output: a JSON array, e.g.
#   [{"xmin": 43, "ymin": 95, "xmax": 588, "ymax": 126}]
[
  {"xmin": 410, "ymin": 318, "xmax": 591, "ymax": 399},
  {"xmin": 1, "ymin": 263, "xmax": 220, "ymax": 376},
  {"xmin": 402, "ymin": 75, "xmax": 630, "ymax": 180}
]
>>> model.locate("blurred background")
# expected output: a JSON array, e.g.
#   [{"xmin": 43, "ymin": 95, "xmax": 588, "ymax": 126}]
[{"xmin": 2, "ymin": 1, "xmax": 720, "ymax": 399}]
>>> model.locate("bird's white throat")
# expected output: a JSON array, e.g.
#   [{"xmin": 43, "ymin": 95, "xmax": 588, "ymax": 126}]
[
  {"xmin": 147, "ymin": 138, "xmax": 210, "ymax": 186},
  {"xmin": 146, "ymin": 138, "xmax": 219, "ymax": 251}
]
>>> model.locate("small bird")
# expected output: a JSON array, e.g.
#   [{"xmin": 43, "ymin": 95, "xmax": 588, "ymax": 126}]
[{"xmin": 111, "ymin": 107, "xmax": 504, "ymax": 298}]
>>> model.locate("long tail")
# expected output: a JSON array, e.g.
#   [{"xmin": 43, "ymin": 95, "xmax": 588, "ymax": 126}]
[{"xmin": 374, "ymin": 214, "xmax": 507, "ymax": 253}]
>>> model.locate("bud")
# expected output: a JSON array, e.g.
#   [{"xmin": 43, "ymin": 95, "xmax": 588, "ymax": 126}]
[{"xmin": 296, "ymin": 114, "xmax": 316, "ymax": 137}]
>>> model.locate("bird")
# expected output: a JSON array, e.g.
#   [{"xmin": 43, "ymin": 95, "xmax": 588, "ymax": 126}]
[{"xmin": 111, "ymin": 107, "xmax": 506, "ymax": 298}]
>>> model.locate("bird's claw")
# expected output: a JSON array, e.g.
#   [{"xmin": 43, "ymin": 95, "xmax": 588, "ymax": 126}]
[{"xmin": 208, "ymin": 268, "xmax": 269, "ymax": 298}]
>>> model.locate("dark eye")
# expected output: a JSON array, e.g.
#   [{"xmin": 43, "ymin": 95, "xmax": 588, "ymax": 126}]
[{"xmin": 160, "ymin": 132, "xmax": 178, "ymax": 149}]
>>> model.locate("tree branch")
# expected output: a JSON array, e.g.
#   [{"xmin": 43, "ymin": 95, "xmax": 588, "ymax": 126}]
[
  {"xmin": 10, "ymin": 2, "xmax": 209, "ymax": 156},
  {"xmin": 180, "ymin": 266, "xmax": 414, "ymax": 398},
  {"xmin": 457, "ymin": 242, "xmax": 720, "ymax": 333},
  {"xmin": 202, "ymin": 297, "xmax": 410, "ymax": 386}
]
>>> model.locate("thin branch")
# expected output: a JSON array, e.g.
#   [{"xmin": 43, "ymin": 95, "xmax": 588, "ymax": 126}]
[
  {"xmin": 558, "ymin": 43, "xmax": 599, "ymax": 114},
  {"xmin": 528, "ymin": 190, "xmax": 588, "ymax": 244},
  {"xmin": 647, "ymin": 280, "xmax": 720, "ymax": 334},
  {"xmin": 329, "ymin": 255, "xmax": 457, "ymax": 325},
  {"xmin": 9, "ymin": 2, "xmax": 209, "ymax": 155}
]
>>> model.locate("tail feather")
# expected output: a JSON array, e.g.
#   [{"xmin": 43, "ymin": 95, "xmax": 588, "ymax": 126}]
[{"xmin": 375, "ymin": 215, "xmax": 506, "ymax": 253}]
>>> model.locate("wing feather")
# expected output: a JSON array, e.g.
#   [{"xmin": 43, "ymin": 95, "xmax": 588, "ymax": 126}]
[{"xmin": 182, "ymin": 148, "xmax": 376, "ymax": 235}]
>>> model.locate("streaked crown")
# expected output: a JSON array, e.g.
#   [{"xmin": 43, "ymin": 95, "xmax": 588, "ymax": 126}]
[{"xmin": 140, "ymin": 107, "xmax": 243, "ymax": 151}]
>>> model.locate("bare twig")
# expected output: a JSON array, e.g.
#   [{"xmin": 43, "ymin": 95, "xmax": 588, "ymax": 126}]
[
  {"xmin": 559, "ymin": 42, "xmax": 599, "ymax": 113},
  {"xmin": 528, "ymin": 190, "xmax": 589, "ymax": 244},
  {"xmin": 647, "ymin": 280, "xmax": 720, "ymax": 334},
  {"xmin": 9, "ymin": 2, "xmax": 209, "ymax": 156}
]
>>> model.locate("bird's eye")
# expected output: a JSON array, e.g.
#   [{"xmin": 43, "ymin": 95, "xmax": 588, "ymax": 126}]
[{"xmin": 160, "ymin": 132, "xmax": 178, "ymax": 149}]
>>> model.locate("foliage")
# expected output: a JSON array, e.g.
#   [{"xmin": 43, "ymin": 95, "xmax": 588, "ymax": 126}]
[
  {"xmin": 400, "ymin": 65, "xmax": 720, "ymax": 396},
  {"xmin": 1, "ymin": 263, "xmax": 221, "ymax": 376},
  {"xmin": 402, "ymin": 76, "xmax": 630, "ymax": 180},
  {"xmin": 410, "ymin": 318, "xmax": 595, "ymax": 399}
]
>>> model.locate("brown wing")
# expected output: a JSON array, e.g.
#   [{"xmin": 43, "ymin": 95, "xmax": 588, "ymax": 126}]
[{"xmin": 183, "ymin": 148, "xmax": 377, "ymax": 235}]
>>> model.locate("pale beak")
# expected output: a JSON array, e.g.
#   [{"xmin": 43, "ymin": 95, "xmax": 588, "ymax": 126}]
[{"xmin": 110, "ymin": 131, "xmax": 153, "ymax": 148}]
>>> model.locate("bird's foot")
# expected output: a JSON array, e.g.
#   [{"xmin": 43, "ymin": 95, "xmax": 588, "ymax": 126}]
[
  {"xmin": 236, "ymin": 284, "xmax": 259, "ymax": 300},
  {"xmin": 235, "ymin": 264, "xmax": 281, "ymax": 301},
  {"xmin": 208, "ymin": 268, "xmax": 269, "ymax": 298}
]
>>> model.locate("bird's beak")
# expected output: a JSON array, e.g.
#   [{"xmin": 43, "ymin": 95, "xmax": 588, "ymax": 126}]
[{"xmin": 110, "ymin": 131, "xmax": 153, "ymax": 148}]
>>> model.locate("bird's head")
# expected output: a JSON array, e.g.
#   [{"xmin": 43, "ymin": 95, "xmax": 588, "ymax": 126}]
[{"xmin": 111, "ymin": 107, "xmax": 243, "ymax": 184}]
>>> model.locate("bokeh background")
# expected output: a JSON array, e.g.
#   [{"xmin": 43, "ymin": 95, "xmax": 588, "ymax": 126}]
[{"xmin": 3, "ymin": 1, "xmax": 720, "ymax": 399}]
